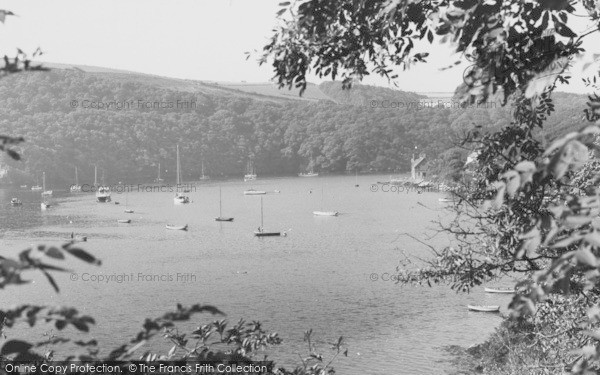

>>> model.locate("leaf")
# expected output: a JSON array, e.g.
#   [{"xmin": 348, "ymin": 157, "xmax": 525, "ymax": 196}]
[
  {"xmin": 0, "ymin": 340, "xmax": 33, "ymax": 355},
  {"xmin": 71, "ymin": 320, "xmax": 89, "ymax": 332},
  {"xmin": 585, "ymin": 232, "xmax": 600, "ymax": 247},
  {"xmin": 64, "ymin": 248, "xmax": 101, "ymax": 265},
  {"xmin": 42, "ymin": 270, "xmax": 59, "ymax": 293},
  {"xmin": 575, "ymin": 247, "xmax": 597, "ymax": 267},
  {"xmin": 44, "ymin": 247, "xmax": 64, "ymax": 260},
  {"xmin": 503, "ymin": 170, "xmax": 520, "ymax": 197}
]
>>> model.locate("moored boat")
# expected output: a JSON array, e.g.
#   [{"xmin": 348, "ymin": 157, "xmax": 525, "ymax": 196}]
[
  {"xmin": 313, "ymin": 211, "xmax": 339, "ymax": 216},
  {"xmin": 253, "ymin": 196, "xmax": 281, "ymax": 237},
  {"xmin": 166, "ymin": 224, "xmax": 188, "ymax": 231},
  {"xmin": 41, "ymin": 172, "xmax": 52, "ymax": 196},
  {"xmin": 173, "ymin": 145, "xmax": 190, "ymax": 204},
  {"xmin": 70, "ymin": 167, "xmax": 82, "ymax": 192},
  {"xmin": 244, "ymin": 160, "xmax": 257, "ymax": 181},
  {"xmin": 71, "ymin": 233, "xmax": 87, "ymax": 242},
  {"xmin": 467, "ymin": 305, "xmax": 500, "ymax": 312},
  {"xmin": 96, "ymin": 186, "xmax": 111, "ymax": 202},
  {"xmin": 298, "ymin": 172, "xmax": 318, "ymax": 177},
  {"xmin": 117, "ymin": 219, "xmax": 131, "ymax": 223},
  {"xmin": 244, "ymin": 189, "xmax": 266, "ymax": 195},
  {"xmin": 40, "ymin": 202, "xmax": 51, "ymax": 210},
  {"xmin": 124, "ymin": 209, "xmax": 134, "ymax": 213},
  {"xmin": 484, "ymin": 287, "xmax": 515, "ymax": 294},
  {"xmin": 10, "ymin": 198, "xmax": 22, "ymax": 206},
  {"xmin": 215, "ymin": 187, "xmax": 234, "ymax": 222}
]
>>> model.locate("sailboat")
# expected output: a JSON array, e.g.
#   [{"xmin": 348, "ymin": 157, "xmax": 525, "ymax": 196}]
[
  {"xmin": 299, "ymin": 170, "xmax": 318, "ymax": 177},
  {"xmin": 199, "ymin": 160, "xmax": 210, "ymax": 180},
  {"xmin": 244, "ymin": 160, "xmax": 257, "ymax": 181},
  {"xmin": 174, "ymin": 145, "xmax": 190, "ymax": 204},
  {"xmin": 95, "ymin": 166, "xmax": 111, "ymax": 202},
  {"xmin": 254, "ymin": 196, "xmax": 280, "ymax": 237},
  {"xmin": 155, "ymin": 163, "xmax": 164, "ymax": 183},
  {"xmin": 124, "ymin": 182, "xmax": 134, "ymax": 213},
  {"xmin": 31, "ymin": 176, "xmax": 42, "ymax": 191},
  {"xmin": 313, "ymin": 186, "xmax": 338, "ymax": 216},
  {"xmin": 41, "ymin": 172, "xmax": 53, "ymax": 196},
  {"xmin": 354, "ymin": 170, "xmax": 359, "ymax": 187},
  {"xmin": 40, "ymin": 172, "xmax": 51, "ymax": 210},
  {"xmin": 215, "ymin": 187, "xmax": 233, "ymax": 222},
  {"xmin": 70, "ymin": 167, "xmax": 82, "ymax": 192}
]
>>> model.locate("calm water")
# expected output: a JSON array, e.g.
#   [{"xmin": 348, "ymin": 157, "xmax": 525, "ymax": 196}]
[{"xmin": 0, "ymin": 175, "xmax": 509, "ymax": 374}]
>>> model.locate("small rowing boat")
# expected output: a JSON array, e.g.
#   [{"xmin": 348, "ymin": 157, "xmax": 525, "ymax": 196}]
[
  {"xmin": 166, "ymin": 224, "xmax": 188, "ymax": 231},
  {"xmin": 124, "ymin": 209, "xmax": 134, "ymax": 213},
  {"xmin": 313, "ymin": 211, "xmax": 339, "ymax": 216},
  {"xmin": 117, "ymin": 219, "xmax": 131, "ymax": 224},
  {"xmin": 484, "ymin": 287, "xmax": 515, "ymax": 294},
  {"xmin": 244, "ymin": 189, "xmax": 266, "ymax": 195},
  {"xmin": 467, "ymin": 305, "xmax": 500, "ymax": 312}
]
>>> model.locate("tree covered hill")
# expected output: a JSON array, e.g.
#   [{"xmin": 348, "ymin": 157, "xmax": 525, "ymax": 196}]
[{"xmin": 0, "ymin": 66, "xmax": 589, "ymax": 187}]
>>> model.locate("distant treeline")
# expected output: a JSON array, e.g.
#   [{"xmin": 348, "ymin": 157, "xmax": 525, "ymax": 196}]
[{"xmin": 0, "ymin": 70, "xmax": 588, "ymax": 186}]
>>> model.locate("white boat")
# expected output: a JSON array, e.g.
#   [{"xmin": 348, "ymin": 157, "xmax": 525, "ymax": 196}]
[
  {"xmin": 244, "ymin": 160, "xmax": 257, "ymax": 181},
  {"xmin": 299, "ymin": 171, "xmax": 318, "ymax": 177},
  {"xmin": 439, "ymin": 198, "xmax": 454, "ymax": 203},
  {"xmin": 94, "ymin": 166, "xmax": 111, "ymax": 202},
  {"xmin": 484, "ymin": 287, "xmax": 515, "ymax": 294},
  {"xmin": 117, "ymin": 219, "xmax": 131, "ymax": 224},
  {"xmin": 199, "ymin": 161, "xmax": 210, "ymax": 180},
  {"xmin": 10, "ymin": 198, "xmax": 22, "ymax": 206},
  {"xmin": 96, "ymin": 186, "xmax": 111, "ymax": 202},
  {"xmin": 70, "ymin": 167, "xmax": 82, "ymax": 192},
  {"xmin": 313, "ymin": 186, "xmax": 338, "ymax": 216},
  {"xmin": 71, "ymin": 233, "xmax": 87, "ymax": 242},
  {"xmin": 244, "ymin": 189, "xmax": 266, "ymax": 195},
  {"xmin": 41, "ymin": 172, "xmax": 52, "ymax": 196},
  {"xmin": 166, "ymin": 224, "xmax": 188, "ymax": 231},
  {"xmin": 173, "ymin": 145, "xmax": 190, "ymax": 204},
  {"xmin": 467, "ymin": 305, "xmax": 500, "ymax": 312},
  {"xmin": 254, "ymin": 196, "xmax": 280, "ymax": 237},
  {"xmin": 313, "ymin": 211, "xmax": 339, "ymax": 216},
  {"xmin": 124, "ymin": 209, "xmax": 134, "ymax": 213},
  {"xmin": 30, "ymin": 185, "xmax": 42, "ymax": 191},
  {"xmin": 215, "ymin": 187, "xmax": 234, "ymax": 222},
  {"xmin": 20, "ymin": 184, "xmax": 27, "ymax": 189},
  {"xmin": 40, "ymin": 202, "xmax": 50, "ymax": 210}
]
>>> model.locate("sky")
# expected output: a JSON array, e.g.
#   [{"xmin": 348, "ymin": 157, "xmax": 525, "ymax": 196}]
[{"xmin": 1, "ymin": 0, "xmax": 599, "ymax": 94}]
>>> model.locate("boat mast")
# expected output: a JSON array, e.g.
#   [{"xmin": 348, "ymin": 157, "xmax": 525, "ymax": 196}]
[
  {"xmin": 219, "ymin": 187, "xmax": 223, "ymax": 216},
  {"xmin": 43, "ymin": 172, "xmax": 46, "ymax": 191},
  {"xmin": 94, "ymin": 165, "xmax": 98, "ymax": 186},
  {"xmin": 176, "ymin": 145, "xmax": 180, "ymax": 186},
  {"xmin": 75, "ymin": 167, "xmax": 79, "ymax": 185},
  {"xmin": 321, "ymin": 186, "xmax": 324, "ymax": 211},
  {"xmin": 158, "ymin": 163, "xmax": 161, "ymax": 180},
  {"xmin": 260, "ymin": 196, "xmax": 264, "ymax": 228}
]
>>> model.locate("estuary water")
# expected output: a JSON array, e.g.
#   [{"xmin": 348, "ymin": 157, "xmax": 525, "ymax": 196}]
[{"xmin": 0, "ymin": 175, "xmax": 510, "ymax": 374}]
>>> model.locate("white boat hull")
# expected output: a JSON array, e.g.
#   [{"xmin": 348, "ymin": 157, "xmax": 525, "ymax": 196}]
[
  {"xmin": 244, "ymin": 190, "xmax": 266, "ymax": 195},
  {"xmin": 174, "ymin": 195, "xmax": 190, "ymax": 204},
  {"xmin": 467, "ymin": 305, "xmax": 500, "ymax": 312},
  {"xmin": 484, "ymin": 287, "xmax": 515, "ymax": 294},
  {"xmin": 40, "ymin": 202, "xmax": 50, "ymax": 210},
  {"xmin": 166, "ymin": 224, "xmax": 188, "ymax": 231},
  {"xmin": 313, "ymin": 211, "xmax": 339, "ymax": 216}
]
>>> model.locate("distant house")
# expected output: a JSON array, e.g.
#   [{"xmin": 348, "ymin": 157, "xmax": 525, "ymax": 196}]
[{"xmin": 411, "ymin": 154, "xmax": 427, "ymax": 181}]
